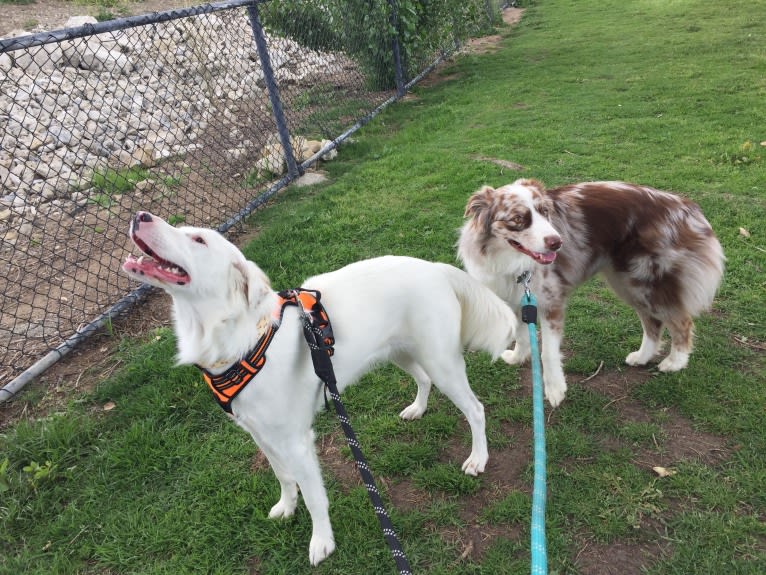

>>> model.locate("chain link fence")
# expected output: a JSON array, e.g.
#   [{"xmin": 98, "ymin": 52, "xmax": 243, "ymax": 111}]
[{"xmin": 0, "ymin": 0, "xmax": 501, "ymax": 398}]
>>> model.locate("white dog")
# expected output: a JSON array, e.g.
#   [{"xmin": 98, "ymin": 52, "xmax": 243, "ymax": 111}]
[
  {"xmin": 458, "ymin": 179, "xmax": 724, "ymax": 407},
  {"xmin": 122, "ymin": 211, "xmax": 518, "ymax": 565}
]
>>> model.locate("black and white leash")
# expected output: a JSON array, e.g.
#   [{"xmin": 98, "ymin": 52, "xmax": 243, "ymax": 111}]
[{"xmin": 295, "ymin": 293, "xmax": 413, "ymax": 575}]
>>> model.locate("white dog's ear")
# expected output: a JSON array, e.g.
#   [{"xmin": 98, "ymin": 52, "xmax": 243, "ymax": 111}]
[
  {"xmin": 465, "ymin": 185, "xmax": 496, "ymax": 232},
  {"xmin": 232, "ymin": 260, "xmax": 271, "ymax": 308}
]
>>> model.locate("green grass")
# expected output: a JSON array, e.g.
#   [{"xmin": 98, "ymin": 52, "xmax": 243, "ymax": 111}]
[
  {"xmin": 89, "ymin": 166, "xmax": 150, "ymax": 208},
  {"xmin": 2, "ymin": 0, "xmax": 766, "ymax": 573}
]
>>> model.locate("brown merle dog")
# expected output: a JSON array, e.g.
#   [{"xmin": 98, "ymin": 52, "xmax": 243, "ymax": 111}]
[{"xmin": 457, "ymin": 179, "xmax": 724, "ymax": 407}]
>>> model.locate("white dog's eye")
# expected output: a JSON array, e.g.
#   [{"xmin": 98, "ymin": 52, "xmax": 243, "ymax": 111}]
[{"xmin": 192, "ymin": 236, "xmax": 207, "ymax": 245}]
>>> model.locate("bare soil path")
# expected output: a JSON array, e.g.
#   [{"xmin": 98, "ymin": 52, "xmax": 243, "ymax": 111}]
[{"xmin": 1, "ymin": 0, "xmax": 184, "ymax": 37}]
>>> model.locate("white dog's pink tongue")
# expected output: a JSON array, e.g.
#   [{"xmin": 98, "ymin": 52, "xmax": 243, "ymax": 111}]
[{"xmin": 123, "ymin": 254, "xmax": 189, "ymax": 285}]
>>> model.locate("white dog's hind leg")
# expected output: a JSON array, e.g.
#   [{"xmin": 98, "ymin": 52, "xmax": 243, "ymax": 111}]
[
  {"xmin": 395, "ymin": 356, "xmax": 432, "ymax": 420},
  {"xmin": 454, "ymin": 388, "xmax": 488, "ymax": 476},
  {"xmin": 423, "ymin": 358, "xmax": 488, "ymax": 476}
]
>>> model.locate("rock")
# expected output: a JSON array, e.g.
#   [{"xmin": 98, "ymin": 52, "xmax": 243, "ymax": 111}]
[
  {"xmin": 2, "ymin": 230, "xmax": 18, "ymax": 245},
  {"xmin": 133, "ymin": 179, "xmax": 154, "ymax": 195},
  {"xmin": 64, "ymin": 16, "xmax": 98, "ymax": 29},
  {"xmin": 0, "ymin": 53, "xmax": 11, "ymax": 73},
  {"xmin": 320, "ymin": 140, "xmax": 338, "ymax": 161},
  {"xmin": 0, "ymin": 11, "xmax": 357, "ymax": 208},
  {"xmin": 61, "ymin": 40, "xmax": 134, "ymax": 73},
  {"xmin": 293, "ymin": 170, "xmax": 328, "ymax": 187}
]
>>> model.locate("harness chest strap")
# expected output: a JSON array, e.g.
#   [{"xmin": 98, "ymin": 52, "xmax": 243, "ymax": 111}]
[{"xmin": 198, "ymin": 289, "xmax": 334, "ymax": 413}]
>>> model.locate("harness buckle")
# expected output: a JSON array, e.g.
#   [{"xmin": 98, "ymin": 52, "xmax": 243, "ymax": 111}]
[{"xmin": 199, "ymin": 288, "xmax": 335, "ymax": 413}]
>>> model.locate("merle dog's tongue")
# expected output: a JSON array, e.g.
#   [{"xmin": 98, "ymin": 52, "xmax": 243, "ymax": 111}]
[{"xmin": 537, "ymin": 251, "xmax": 557, "ymax": 264}]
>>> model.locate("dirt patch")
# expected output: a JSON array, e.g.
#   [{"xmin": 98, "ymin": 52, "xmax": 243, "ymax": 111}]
[
  {"xmin": 438, "ymin": 429, "xmax": 532, "ymax": 560},
  {"xmin": 584, "ymin": 371, "xmax": 730, "ymax": 468},
  {"xmin": 298, "ymin": 361, "xmax": 726, "ymax": 569},
  {"xmin": 442, "ymin": 521, "xmax": 522, "ymax": 566},
  {"xmin": 502, "ymin": 6, "xmax": 524, "ymax": 27},
  {"xmin": 473, "ymin": 155, "xmax": 526, "ymax": 172},
  {"xmin": 0, "ymin": 0, "xmax": 182, "ymax": 37},
  {"xmin": 464, "ymin": 7, "xmax": 524, "ymax": 55},
  {"xmin": 574, "ymin": 537, "xmax": 671, "ymax": 575},
  {"xmin": 0, "ymin": 289, "xmax": 171, "ymax": 429},
  {"xmin": 317, "ymin": 429, "xmax": 365, "ymax": 491},
  {"xmin": 415, "ymin": 7, "xmax": 524, "ymax": 91}
]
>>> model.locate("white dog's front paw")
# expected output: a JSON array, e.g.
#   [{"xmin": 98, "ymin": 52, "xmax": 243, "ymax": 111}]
[
  {"xmin": 268, "ymin": 499, "xmax": 296, "ymax": 519},
  {"xmin": 461, "ymin": 452, "xmax": 488, "ymax": 476},
  {"xmin": 501, "ymin": 348, "xmax": 529, "ymax": 365},
  {"xmin": 399, "ymin": 402, "xmax": 426, "ymax": 420},
  {"xmin": 309, "ymin": 534, "xmax": 336, "ymax": 566}
]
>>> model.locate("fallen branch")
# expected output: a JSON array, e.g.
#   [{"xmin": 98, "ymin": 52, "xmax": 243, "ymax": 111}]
[
  {"xmin": 732, "ymin": 335, "xmax": 766, "ymax": 351},
  {"xmin": 580, "ymin": 360, "xmax": 604, "ymax": 383}
]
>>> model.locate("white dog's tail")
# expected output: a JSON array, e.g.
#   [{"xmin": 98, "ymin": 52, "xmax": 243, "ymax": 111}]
[{"xmin": 438, "ymin": 263, "xmax": 517, "ymax": 359}]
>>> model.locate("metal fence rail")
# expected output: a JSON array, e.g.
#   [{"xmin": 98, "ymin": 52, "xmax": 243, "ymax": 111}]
[{"xmin": 0, "ymin": 0, "xmax": 500, "ymax": 398}]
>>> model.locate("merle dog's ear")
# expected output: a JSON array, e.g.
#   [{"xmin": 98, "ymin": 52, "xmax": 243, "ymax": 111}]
[
  {"xmin": 464, "ymin": 185, "xmax": 496, "ymax": 232},
  {"xmin": 232, "ymin": 260, "xmax": 271, "ymax": 308},
  {"xmin": 517, "ymin": 178, "xmax": 546, "ymax": 196}
]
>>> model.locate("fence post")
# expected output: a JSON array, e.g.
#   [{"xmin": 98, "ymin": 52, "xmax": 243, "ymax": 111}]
[
  {"xmin": 485, "ymin": 0, "xmax": 494, "ymax": 23},
  {"xmin": 387, "ymin": 0, "xmax": 406, "ymax": 97},
  {"xmin": 245, "ymin": 0, "xmax": 301, "ymax": 179}
]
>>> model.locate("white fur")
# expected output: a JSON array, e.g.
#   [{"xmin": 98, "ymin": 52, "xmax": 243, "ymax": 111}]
[{"xmin": 122, "ymin": 212, "xmax": 517, "ymax": 565}]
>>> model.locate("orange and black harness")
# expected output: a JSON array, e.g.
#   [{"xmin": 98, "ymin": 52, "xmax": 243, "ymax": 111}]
[
  {"xmin": 198, "ymin": 289, "xmax": 334, "ymax": 414},
  {"xmin": 196, "ymin": 287, "xmax": 412, "ymax": 575}
]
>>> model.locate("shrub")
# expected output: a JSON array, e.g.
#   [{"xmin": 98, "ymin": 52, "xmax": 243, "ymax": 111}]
[{"xmin": 260, "ymin": 0, "xmax": 501, "ymax": 91}]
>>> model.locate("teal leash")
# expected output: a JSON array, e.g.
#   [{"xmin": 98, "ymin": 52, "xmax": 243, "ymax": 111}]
[{"xmin": 519, "ymin": 272, "xmax": 547, "ymax": 574}]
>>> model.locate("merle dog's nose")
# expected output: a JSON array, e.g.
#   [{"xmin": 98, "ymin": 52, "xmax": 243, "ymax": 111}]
[{"xmin": 545, "ymin": 235, "xmax": 562, "ymax": 251}]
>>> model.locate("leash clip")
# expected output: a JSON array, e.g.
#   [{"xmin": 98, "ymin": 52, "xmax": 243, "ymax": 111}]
[
  {"xmin": 517, "ymin": 270, "xmax": 533, "ymax": 302},
  {"xmin": 517, "ymin": 270, "xmax": 537, "ymax": 325}
]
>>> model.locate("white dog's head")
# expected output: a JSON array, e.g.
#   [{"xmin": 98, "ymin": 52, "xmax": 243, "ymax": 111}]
[
  {"xmin": 464, "ymin": 179, "xmax": 562, "ymax": 265},
  {"xmin": 122, "ymin": 212, "xmax": 271, "ymax": 312}
]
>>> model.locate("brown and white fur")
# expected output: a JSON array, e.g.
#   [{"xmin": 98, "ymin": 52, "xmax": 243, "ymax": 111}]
[
  {"xmin": 122, "ymin": 212, "xmax": 518, "ymax": 565},
  {"xmin": 458, "ymin": 179, "xmax": 724, "ymax": 407}
]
